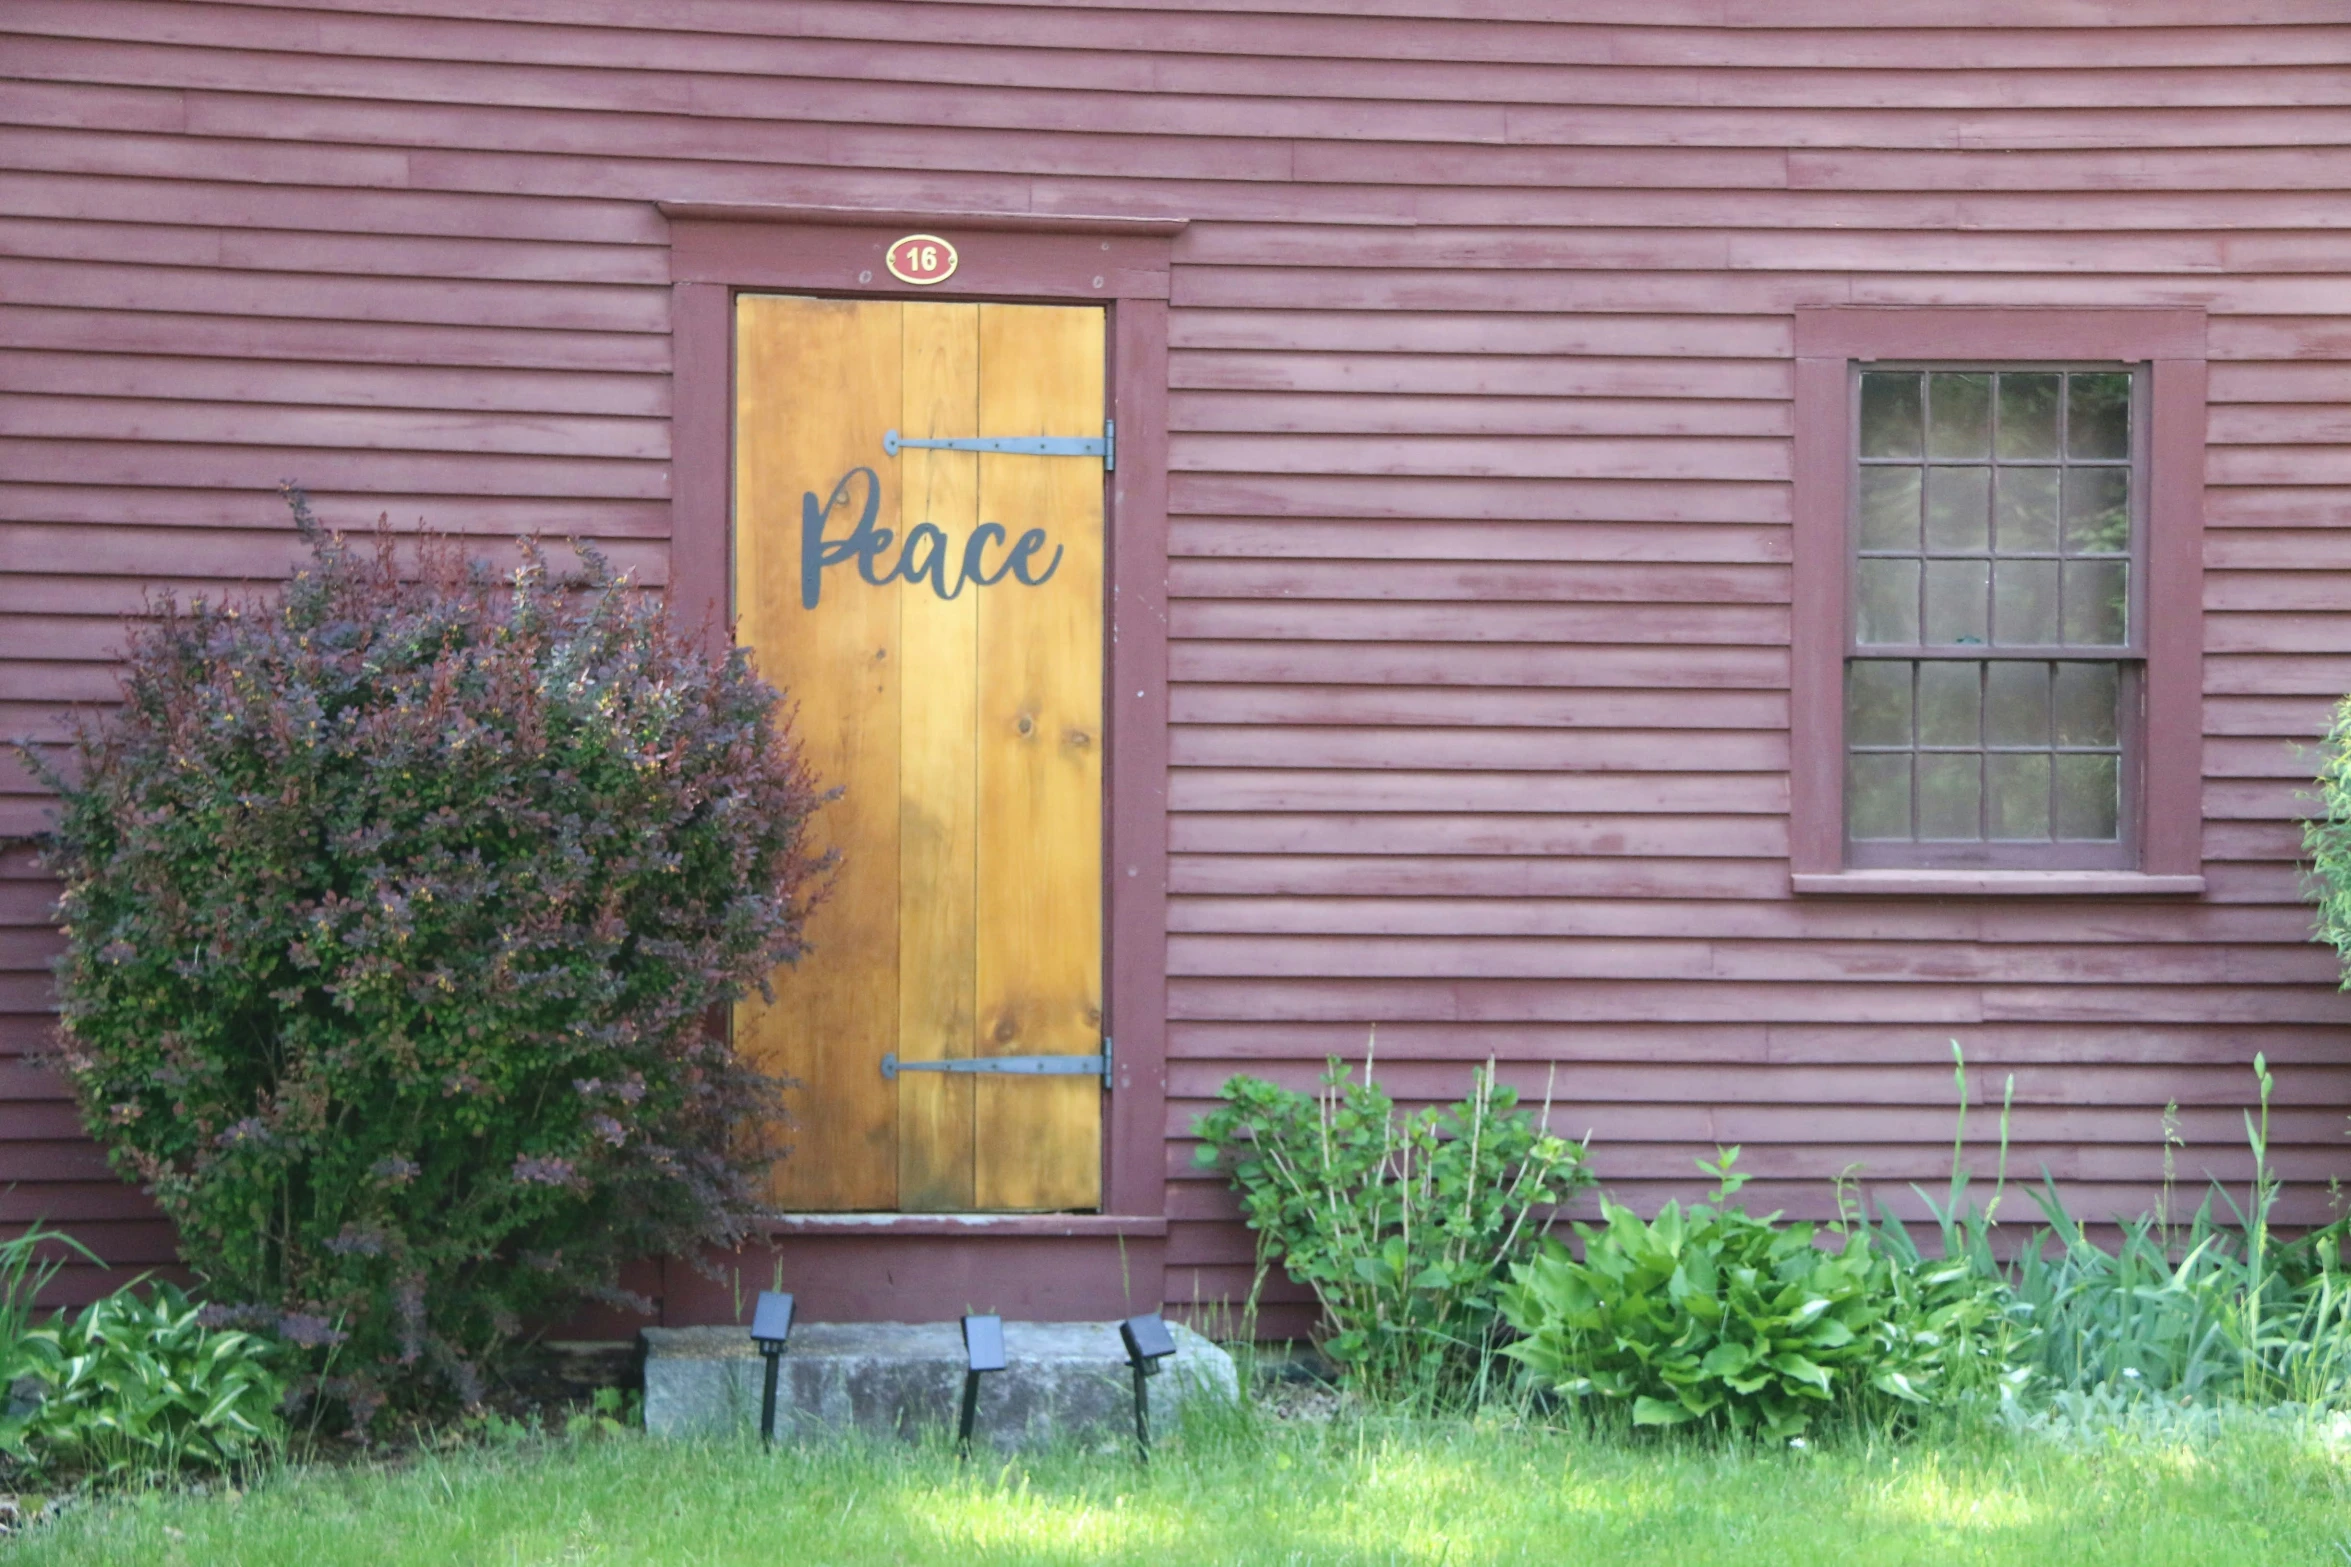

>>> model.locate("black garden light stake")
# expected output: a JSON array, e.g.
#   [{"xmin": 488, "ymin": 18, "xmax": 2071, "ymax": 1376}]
[
  {"xmin": 958, "ymin": 1314, "xmax": 1006, "ymax": 1458},
  {"xmin": 750, "ymin": 1290, "xmax": 794, "ymax": 1447},
  {"xmin": 1119, "ymin": 1313, "xmax": 1176, "ymax": 1462}
]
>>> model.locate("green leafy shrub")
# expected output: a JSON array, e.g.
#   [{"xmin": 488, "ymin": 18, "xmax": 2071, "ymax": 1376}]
[
  {"xmin": 1192, "ymin": 1048, "xmax": 1591, "ymax": 1403},
  {"xmin": 3, "ymin": 1281, "xmax": 285, "ymax": 1479},
  {"xmin": 2303, "ymin": 699, "xmax": 2351, "ymax": 975},
  {"xmin": 25, "ymin": 495, "xmax": 828, "ymax": 1415},
  {"xmin": 1501, "ymin": 1150, "xmax": 2025, "ymax": 1441}
]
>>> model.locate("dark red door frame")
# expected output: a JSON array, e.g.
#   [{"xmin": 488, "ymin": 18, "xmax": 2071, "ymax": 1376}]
[{"xmin": 663, "ymin": 204, "xmax": 1183, "ymax": 1234}]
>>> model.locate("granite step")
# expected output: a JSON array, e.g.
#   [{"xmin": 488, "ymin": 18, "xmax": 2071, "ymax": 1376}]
[{"xmin": 641, "ymin": 1319, "xmax": 1237, "ymax": 1449}]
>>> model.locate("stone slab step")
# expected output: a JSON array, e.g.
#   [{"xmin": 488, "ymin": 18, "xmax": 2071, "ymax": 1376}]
[{"xmin": 641, "ymin": 1319, "xmax": 1236, "ymax": 1449}]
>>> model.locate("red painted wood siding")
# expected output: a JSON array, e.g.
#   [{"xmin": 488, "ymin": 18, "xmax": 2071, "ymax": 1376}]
[{"xmin": 5, "ymin": 1, "xmax": 2351, "ymax": 1322}]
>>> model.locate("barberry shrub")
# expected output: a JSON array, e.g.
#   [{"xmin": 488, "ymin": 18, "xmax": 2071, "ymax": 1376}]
[{"xmin": 27, "ymin": 495, "xmax": 827, "ymax": 1413}]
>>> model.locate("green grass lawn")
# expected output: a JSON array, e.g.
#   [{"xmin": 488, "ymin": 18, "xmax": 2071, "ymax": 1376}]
[{"xmin": 17, "ymin": 1405, "xmax": 2351, "ymax": 1566}]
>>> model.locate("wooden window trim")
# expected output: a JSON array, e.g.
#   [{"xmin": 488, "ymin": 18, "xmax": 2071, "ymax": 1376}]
[
  {"xmin": 664, "ymin": 204, "xmax": 1180, "ymax": 1218},
  {"xmin": 1790, "ymin": 308, "xmax": 2206, "ymax": 897}
]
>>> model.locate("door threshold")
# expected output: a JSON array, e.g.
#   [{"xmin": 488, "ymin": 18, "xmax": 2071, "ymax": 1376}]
[{"xmin": 766, "ymin": 1213, "xmax": 1166, "ymax": 1238}]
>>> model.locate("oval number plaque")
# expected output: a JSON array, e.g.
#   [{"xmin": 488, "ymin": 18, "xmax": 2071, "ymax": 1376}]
[{"xmin": 885, "ymin": 234, "xmax": 958, "ymax": 286}]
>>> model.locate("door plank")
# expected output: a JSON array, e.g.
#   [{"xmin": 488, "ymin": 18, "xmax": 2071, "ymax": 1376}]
[
  {"xmin": 974, "ymin": 303, "xmax": 1107, "ymax": 1212},
  {"xmin": 734, "ymin": 294, "xmax": 904, "ymax": 1211},
  {"xmin": 895, "ymin": 301, "xmax": 983, "ymax": 1211}
]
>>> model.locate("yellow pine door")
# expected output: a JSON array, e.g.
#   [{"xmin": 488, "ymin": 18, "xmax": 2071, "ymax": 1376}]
[{"xmin": 732, "ymin": 294, "xmax": 1106, "ymax": 1212}]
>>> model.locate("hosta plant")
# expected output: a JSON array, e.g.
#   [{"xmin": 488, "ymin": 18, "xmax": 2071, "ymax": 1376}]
[
  {"xmin": 25, "ymin": 493, "xmax": 828, "ymax": 1414},
  {"xmin": 3, "ymin": 1281, "xmax": 285, "ymax": 1479},
  {"xmin": 1193, "ymin": 1047, "xmax": 1591, "ymax": 1404},
  {"xmin": 1500, "ymin": 1149, "xmax": 2024, "ymax": 1441}
]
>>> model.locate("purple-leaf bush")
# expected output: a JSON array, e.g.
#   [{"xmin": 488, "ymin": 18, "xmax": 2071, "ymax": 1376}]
[{"xmin": 26, "ymin": 493, "xmax": 827, "ymax": 1416}]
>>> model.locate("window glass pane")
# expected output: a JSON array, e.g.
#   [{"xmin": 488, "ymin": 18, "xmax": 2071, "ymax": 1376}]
[
  {"xmin": 1923, "ymin": 559, "xmax": 1989, "ymax": 645},
  {"xmin": 2062, "ymin": 560, "xmax": 2128, "ymax": 645},
  {"xmin": 2062, "ymin": 468, "xmax": 2131, "ymax": 555},
  {"xmin": 1925, "ymin": 467, "xmax": 1991, "ymax": 553},
  {"xmin": 1848, "ymin": 753, "xmax": 1913, "ymax": 839},
  {"xmin": 1843, "ymin": 362, "xmax": 2140, "ymax": 862},
  {"xmin": 1928, "ymin": 372, "xmax": 1991, "ymax": 460},
  {"xmin": 1919, "ymin": 754, "xmax": 1982, "ymax": 840},
  {"xmin": 1855, "ymin": 559, "xmax": 1920, "ymax": 644},
  {"xmin": 2055, "ymin": 754, "xmax": 2121, "ymax": 840},
  {"xmin": 1995, "ymin": 468, "xmax": 2060, "ymax": 554},
  {"xmin": 1860, "ymin": 373, "xmax": 1923, "ymax": 458},
  {"xmin": 1993, "ymin": 559, "xmax": 2059, "ymax": 645},
  {"xmin": 1858, "ymin": 468, "xmax": 1923, "ymax": 552},
  {"xmin": 2068, "ymin": 372, "xmax": 2131, "ymax": 460},
  {"xmin": 1986, "ymin": 661, "xmax": 2051, "ymax": 747},
  {"xmin": 1996, "ymin": 372, "xmax": 2062, "ymax": 460},
  {"xmin": 2053, "ymin": 661, "xmax": 2119, "ymax": 746},
  {"xmin": 1847, "ymin": 661, "xmax": 1913, "ymax": 747},
  {"xmin": 1987, "ymin": 753, "xmax": 2052, "ymax": 840},
  {"xmin": 1918, "ymin": 661, "xmax": 1981, "ymax": 747}
]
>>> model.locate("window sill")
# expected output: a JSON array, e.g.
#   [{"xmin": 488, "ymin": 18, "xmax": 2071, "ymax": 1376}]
[
  {"xmin": 764, "ymin": 1213, "xmax": 1166, "ymax": 1238},
  {"xmin": 1792, "ymin": 870, "xmax": 2204, "ymax": 898}
]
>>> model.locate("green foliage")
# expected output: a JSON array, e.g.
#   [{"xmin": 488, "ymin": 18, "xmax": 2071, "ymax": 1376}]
[
  {"xmin": 24, "ymin": 495, "xmax": 829, "ymax": 1414},
  {"xmin": 562, "ymin": 1385, "xmax": 639, "ymax": 1441},
  {"xmin": 1506, "ymin": 1042, "xmax": 2351, "ymax": 1445},
  {"xmin": 1501, "ymin": 1149, "xmax": 2024, "ymax": 1441},
  {"xmin": 1191, "ymin": 1049, "xmax": 1590, "ymax": 1403},
  {"xmin": 1994, "ymin": 1055, "xmax": 2351, "ymax": 1409},
  {"xmin": 465, "ymin": 1384, "xmax": 639, "ymax": 1449},
  {"xmin": 3, "ymin": 1281, "xmax": 285, "ymax": 1480},
  {"xmin": 0, "ymin": 1222, "xmax": 98, "ymax": 1377},
  {"xmin": 1865, "ymin": 1043, "xmax": 2044, "ymax": 1408},
  {"xmin": 1873, "ymin": 1044, "xmax": 2351, "ymax": 1417},
  {"xmin": 2303, "ymin": 696, "xmax": 2351, "ymax": 976}
]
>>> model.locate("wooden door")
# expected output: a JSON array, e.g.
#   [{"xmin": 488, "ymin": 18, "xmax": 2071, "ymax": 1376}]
[{"xmin": 733, "ymin": 294, "xmax": 1106, "ymax": 1212}]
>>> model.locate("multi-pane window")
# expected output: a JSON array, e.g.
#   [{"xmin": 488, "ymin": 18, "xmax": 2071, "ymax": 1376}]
[{"xmin": 1843, "ymin": 367, "xmax": 2141, "ymax": 869}]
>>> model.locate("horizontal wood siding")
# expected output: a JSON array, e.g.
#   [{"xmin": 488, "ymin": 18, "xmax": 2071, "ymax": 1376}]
[{"xmin": 5, "ymin": 2, "xmax": 2350, "ymax": 1324}]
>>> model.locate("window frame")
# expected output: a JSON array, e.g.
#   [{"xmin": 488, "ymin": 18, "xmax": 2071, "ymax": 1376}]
[{"xmin": 1789, "ymin": 308, "xmax": 2206, "ymax": 897}]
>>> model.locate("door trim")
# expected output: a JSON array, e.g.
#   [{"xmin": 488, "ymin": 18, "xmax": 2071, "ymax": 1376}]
[
  {"xmin": 770, "ymin": 1213, "xmax": 1167, "ymax": 1238},
  {"xmin": 666, "ymin": 207, "xmax": 1179, "ymax": 1227}
]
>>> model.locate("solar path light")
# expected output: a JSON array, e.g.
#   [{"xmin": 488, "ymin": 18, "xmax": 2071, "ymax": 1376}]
[
  {"xmin": 958, "ymin": 1314, "xmax": 1006, "ymax": 1457},
  {"xmin": 749, "ymin": 1290, "xmax": 794, "ymax": 1446},
  {"xmin": 1118, "ymin": 1313, "xmax": 1177, "ymax": 1461}
]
